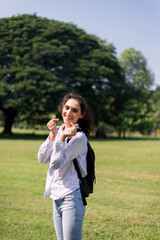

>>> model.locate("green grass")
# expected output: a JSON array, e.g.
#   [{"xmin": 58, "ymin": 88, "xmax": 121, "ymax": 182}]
[{"xmin": 0, "ymin": 136, "xmax": 160, "ymax": 239}]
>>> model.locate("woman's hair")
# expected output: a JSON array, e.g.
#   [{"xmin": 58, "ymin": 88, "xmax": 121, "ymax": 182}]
[{"xmin": 58, "ymin": 93, "xmax": 94, "ymax": 137}]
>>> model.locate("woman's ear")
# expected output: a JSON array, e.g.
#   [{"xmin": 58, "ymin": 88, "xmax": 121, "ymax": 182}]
[{"xmin": 80, "ymin": 112, "xmax": 86, "ymax": 119}]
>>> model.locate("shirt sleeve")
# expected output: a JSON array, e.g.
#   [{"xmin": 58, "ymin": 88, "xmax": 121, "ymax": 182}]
[
  {"xmin": 49, "ymin": 132, "xmax": 87, "ymax": 170},
  {"xmin": 37, "ymin": 136, "xmax": 54, "ymax": 164}
]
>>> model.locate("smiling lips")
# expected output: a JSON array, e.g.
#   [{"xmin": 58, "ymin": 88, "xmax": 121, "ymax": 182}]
[{"xmin": 64, "ymin": 117, "xmax": 72, "ymax": 121}]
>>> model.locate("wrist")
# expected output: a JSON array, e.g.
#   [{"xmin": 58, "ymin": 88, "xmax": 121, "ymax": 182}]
[
  {"xmin": 59, "ymin": 134, "xmax": 66, "ymax": 142},
  {"xmin": 49, "ymin": 133, "xmax": 55, "ymax": 142}
]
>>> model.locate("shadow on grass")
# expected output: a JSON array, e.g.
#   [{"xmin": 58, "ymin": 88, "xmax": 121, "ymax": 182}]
[{"xmin": 0, "ymin": 133, "xmax": 160, "ymax": 141}]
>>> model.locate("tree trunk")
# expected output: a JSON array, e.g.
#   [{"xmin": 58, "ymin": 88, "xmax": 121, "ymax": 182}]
[
  {"xmin": 154, "ymin": 128, "xmax": 157, "ymax": 138},
  {"xmin": 122, "ymin": 130, "xmax": 126, "ymax": 138},
  {"xmin": 95, "ymin": 128, "xmax": 107, "ymax": 138},
  {"xmin": 2, "ymin": 108, "xmax": 17, "ymax": 135},
  {"xmin": 118, "ymin": 130, "xmax": 121, "ymax": 138}
]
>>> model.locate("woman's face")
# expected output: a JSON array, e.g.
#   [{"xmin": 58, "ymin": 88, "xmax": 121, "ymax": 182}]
[{"xmin": 62, "ymin": 98, "xmax": 84, "ymax": 126}]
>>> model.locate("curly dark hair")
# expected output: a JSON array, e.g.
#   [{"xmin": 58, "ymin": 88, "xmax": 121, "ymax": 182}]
[{"xmin": 58, "ymin": 93, "xmax": 94, "ymax": 137}]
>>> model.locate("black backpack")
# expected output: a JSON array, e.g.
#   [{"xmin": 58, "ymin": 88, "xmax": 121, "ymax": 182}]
[{"xmin": 72, "ymin": 129, "xmax": 96, "ymax": 205}]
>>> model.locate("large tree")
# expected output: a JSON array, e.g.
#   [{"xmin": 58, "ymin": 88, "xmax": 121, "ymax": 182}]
[
  {"xmin": 0, "ymin": 14, "xmax": 125, "ymax": 134},
  {"xmin": 119, "ymin": 48, "xmax": 154, "ymax": 101},
  {"xmin": 118, "ymin": 48, "xmax": 154, "ymax": 136}
]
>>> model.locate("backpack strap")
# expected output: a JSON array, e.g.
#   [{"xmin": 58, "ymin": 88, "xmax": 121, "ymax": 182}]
[
  {"xmin": 73, "ymin": 158, "xmax": 82, "ymax": 180},
  {"xmin": 73, "ymin": 158, "xmax": 87, "ymax": 206}
]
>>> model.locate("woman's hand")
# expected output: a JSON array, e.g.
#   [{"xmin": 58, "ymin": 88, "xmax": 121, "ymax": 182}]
[
  {"xmin": 59, "ymin": 122, "xmax": 78, "ymax": 142},
  {"xmin": 47, "ymin": 115, "xmax": 59, "ymax": 142}
]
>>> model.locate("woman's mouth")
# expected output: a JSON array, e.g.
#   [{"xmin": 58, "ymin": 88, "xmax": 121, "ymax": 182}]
[{"xmin": 64, "ymin": 117, "xmax": 72, "ymax": 121}]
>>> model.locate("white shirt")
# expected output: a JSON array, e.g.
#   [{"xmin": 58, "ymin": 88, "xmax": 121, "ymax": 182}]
[{"xmin": 37, "ymin": 125, "xmax": 88, "ymax": 200}]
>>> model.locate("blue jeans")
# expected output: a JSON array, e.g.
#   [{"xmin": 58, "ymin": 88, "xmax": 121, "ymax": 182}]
[{"xmin": 53, "ymin": 189, "xmax": 86, "ymax": 240}]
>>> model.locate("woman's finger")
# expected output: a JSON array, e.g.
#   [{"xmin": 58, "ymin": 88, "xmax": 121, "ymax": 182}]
[
  {"xmin": 49, "ymin": 123, "xmax": 55, "ymax": 128},
  {"xmin": 47, "ymin": 117, "xmax": 59, "ymax": 128},
  {"xmin": 70, "ymin": 122, "xmax": 78, "ymax": 128},
  {"xmin": 52, "ymin": 115, "xmax": 59, "ymax": 122},
  {"xmin": 47, "ymin": 121, "xmax": 56, "ymax": 130}
]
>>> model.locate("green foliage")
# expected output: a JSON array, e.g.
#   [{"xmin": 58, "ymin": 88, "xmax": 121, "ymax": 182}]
[
  {"xmin": 149, "ymin": 86, "xmax": 160, "ymax": 135},
  {"xmin": 119, "ymin": 99, "xmax": 153, "ymax": 135},
  {"xmin": 119, "ymin": 48, "xmax": 154, "ymax": 101},
  {"xmin": 0, "ymin": 137, "xmax": 160, "ymax": 239},
  {"xmin": 118, "ymin": 48, "xmax": 154, "ymax": 136},
  {"xmin": 0, "ymin": 16, "xmax": 157, "ymax": 137},
  {"xmin": 0, "ymin": 14, "xmax": 124, "ymax": 134},
  {"xmin": 119, "ymin": 48, "xmax": 154, "ymax": 88}
]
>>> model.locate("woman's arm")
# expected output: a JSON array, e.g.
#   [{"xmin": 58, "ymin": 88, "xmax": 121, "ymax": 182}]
[
  {"xmin": 37, "ymin": 137, "xmax": 53, "ymax": 164},
  {"xmin": 38, "ymin": 115, "xmax": 59, "ymax": 163},
  {"xmin": 49, "ymin": 132, "xmax": 87, "ymax": 169}
]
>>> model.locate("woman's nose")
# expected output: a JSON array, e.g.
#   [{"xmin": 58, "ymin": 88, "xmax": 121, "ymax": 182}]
[{"xmin": 66, "ymin": 109, "xmax": 71, "ymax": 115}]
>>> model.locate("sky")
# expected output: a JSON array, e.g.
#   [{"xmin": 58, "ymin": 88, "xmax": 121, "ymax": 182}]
[{"xmin": 0, "ymin": 0, "xmax": 160, "ymax": 87}]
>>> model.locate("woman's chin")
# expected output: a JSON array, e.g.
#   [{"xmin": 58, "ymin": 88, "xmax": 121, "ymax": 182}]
[{"xmin": 64, "ymin": 121, "xmax": 72, "ymax": 127}]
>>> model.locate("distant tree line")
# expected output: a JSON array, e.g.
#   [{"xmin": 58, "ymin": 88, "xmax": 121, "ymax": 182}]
[{"xmin": 0, "ymin": 14, "xmax": 158, "ymax": 137}]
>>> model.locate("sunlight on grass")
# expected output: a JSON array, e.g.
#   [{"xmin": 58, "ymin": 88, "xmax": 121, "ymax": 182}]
[{"xmin": 0, "ymin": 136, "xmax": 160, "ymax": 239}]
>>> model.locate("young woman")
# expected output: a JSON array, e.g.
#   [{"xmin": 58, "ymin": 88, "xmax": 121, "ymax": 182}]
[{"xmin": 38, "ymin": 93, "xmax": 93, "ymax": 240}]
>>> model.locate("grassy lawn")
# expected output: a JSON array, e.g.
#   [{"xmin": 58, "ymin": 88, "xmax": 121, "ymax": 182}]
[{"xmin": 0, "ymin": 135, "xmax": 160, "ymax": 239}]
